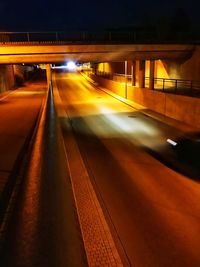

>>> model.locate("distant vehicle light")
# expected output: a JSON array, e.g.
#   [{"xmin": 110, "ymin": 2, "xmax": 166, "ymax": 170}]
[{"xmin": 66, "ymin": 61, "xmax": 77, "ymax": 71}]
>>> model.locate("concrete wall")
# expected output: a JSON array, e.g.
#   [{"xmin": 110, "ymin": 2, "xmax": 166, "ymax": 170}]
[
  {"xmin": 0, "ymin": 65, "xmax": 15, "ymax": 93},
  {"xmin": 92, "ymin": 74, "xmax": 126, "ymax": 97},
  {"xmin": 91, "ymin": 74, "xmax": 200, "ymax": 129},
  {"xmin": 97, "ymin": 63, "xmax": 113, "ymax": 73},
  {"xmin": 179, "ymin": 46, "xmax": 200, "ymax": 80},
  {"xmin": 97, "ymin": 61, "xmax": 132, "ymax": 75},
  {"xmin": 13, "ymin": 65, "xmax": 25, "ymax": 85},
  {"xmin": 0, "ymin": 64, "xmax": 26, "ymax": 94}
]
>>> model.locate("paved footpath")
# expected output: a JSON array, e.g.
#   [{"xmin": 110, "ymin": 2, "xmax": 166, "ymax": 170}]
[{"xmin": 53, "ymin": 79, "xmax": 125, "ymax": 267}]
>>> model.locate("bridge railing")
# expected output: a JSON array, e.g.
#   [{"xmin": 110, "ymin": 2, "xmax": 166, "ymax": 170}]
[{"xmin": 0, "ymin": 30, "xmax": 198, "ymax": 44}]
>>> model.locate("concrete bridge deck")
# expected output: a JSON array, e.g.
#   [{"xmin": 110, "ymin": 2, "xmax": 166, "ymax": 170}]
[{"xmin": 0, "ymin": 43, "xmax": 194, "ymax": 64}]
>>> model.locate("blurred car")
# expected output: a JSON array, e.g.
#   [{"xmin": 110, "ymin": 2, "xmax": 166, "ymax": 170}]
[{"xmin": 149, "ymin": 132, "xmax": 200, "ymax": 180}]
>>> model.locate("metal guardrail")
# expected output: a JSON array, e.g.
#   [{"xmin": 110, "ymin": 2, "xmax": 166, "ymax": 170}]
[
  {"xmin": 145, "ymin": 77, "xmax": 200, "ymax": 94},
  {"xmin": 158, "ymin": 78, "xmax": 200, "ymax": 90},
  {"xmin": 0, "ymin": 30, "xmax": 199, "ymax": 43},
  {"xmin": 95, "ymin": 71, "xmax": 200, "ymax": 97}
]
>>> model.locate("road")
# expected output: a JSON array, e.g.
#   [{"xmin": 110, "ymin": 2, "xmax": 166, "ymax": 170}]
[{"xmin": 55, "ymin": 72, "xmax": 200, "ymax": 267}]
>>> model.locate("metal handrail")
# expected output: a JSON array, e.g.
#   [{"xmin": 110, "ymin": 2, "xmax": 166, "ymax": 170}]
[
  {"xmin": 145, "ymin": 77, "xmax": 200, "ymax": 91},
  {"xmin": 96, "ymin": 72, "xmax": 200, "ymax": 97}
]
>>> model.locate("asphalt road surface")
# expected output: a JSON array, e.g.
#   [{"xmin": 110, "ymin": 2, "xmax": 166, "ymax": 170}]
[{"xmin": 56, "ymin": 72, "xmax": 200, "ymax": 267}]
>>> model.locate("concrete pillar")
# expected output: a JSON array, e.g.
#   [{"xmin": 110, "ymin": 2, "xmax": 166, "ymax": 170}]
[
  {"xmin": 138, "ymin": 60, "xmax": 145, "ymax": 88},
  {"xmin": 149, "ymin": 60, "xmax": 155, "ymax": 90},
  {"xmin": 131, "ymin": 61, "xmax": 136, "ymax": 86},
  {"xmin": 46, "ymin": 64, "xmax": 52, "ymax": 87}
]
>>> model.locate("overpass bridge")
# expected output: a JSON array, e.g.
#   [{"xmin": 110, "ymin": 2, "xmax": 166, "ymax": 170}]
[
  {"xmin": 0, "ymin": 31, "xmax": 195, "ymax": 64},
  {"xmin": 0, "ymin": 31, "xmax": 198, "ymax": 92}
]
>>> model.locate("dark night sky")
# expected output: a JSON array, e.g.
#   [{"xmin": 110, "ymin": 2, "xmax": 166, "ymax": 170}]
[{"xmin": 0, "ymin": 0, "xmax": 198, "ymax": 31}]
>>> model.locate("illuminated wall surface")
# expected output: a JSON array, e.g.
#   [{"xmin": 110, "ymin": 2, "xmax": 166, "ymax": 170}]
[
  {"xmin": 0, "ymin": 65, "xmax": 15, "ymax": 93},
  {"xmin": 0, "ymin": 65, "xmax": 26, "ymax": 93},
  {"xmin": 178, "ymin": 46, "xmax": 200, "ymax": 80},
  {"xmin": 97, "ymin": 63, "xmax": 113, "ymax": 73},
  {"xmin": 145, "ymin": 60, "xmax": 168, "ymax": 78},
  {"xmin": 97, "ymin": 60, "xmax": 181, "ymax": 82}
]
